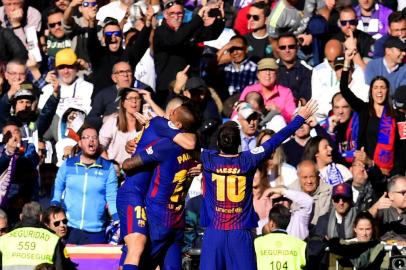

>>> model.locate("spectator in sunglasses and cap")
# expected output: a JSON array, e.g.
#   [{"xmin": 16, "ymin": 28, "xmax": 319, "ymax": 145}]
[
  {"xmin": 88, "ymin": 7, "xmax": 153, "ymax": 95},
  {"xmin": 313, "ymin": 183, "xmax": 357, "ymax": 240}
]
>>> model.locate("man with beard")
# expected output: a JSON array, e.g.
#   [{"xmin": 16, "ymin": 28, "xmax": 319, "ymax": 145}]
[
  {"xmin": 51, "ymin": 125, "xmax": 119, "ymax": 244},
  {"xmin": 45, "ymin": 7, "xmax": 73, "ymax": 58},
  {"xmin": 37, "ymin": 48, "xmax": 93, "ymax": 140}
]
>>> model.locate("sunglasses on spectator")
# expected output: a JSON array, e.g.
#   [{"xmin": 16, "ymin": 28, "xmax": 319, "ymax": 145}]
[
  {"xmin": 0, "ymin": 227, "xmax": 7, "ymax": 233},
  {"xmin": 246, "ymin": 14, "xmax": 260, "ymax": 21},
  {"xmin": 340, "ymin": 19, "xmax": 357, "ymax": 26},
  {"xmin": 332, "ymin": 196, "xmax": 351, "ymax": 203},
  {"xmin": 278, "ymin": 44, "xmax": 297, "ymax": 50},
  {"xmin": 53, "ymin": 218, "xmax": 68, "ymax": 227},
  {"xmin": 229, "ymin": 46, "xmax": 244, "ymax": 53},
  {"xmin": 164, "ymin": 0, "xmax": 182, "ymax": 10},
  {"xmin": 82, "ymin": 1, "xmax": 97, "ymax": 7},
  {"xmin": 105, "ymin": 31, "xmax": 122, "ymax": 37},
  {"xmin": 48, "ymin": 21, "xmax": 62, "ymax": 28}
]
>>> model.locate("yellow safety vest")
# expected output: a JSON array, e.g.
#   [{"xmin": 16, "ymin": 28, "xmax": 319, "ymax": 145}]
[
  {"xmin": 0, "ymin": 227, "xmax": 60, "ymax": 270},
  {"xmin": 255, "ymin": 232, "xmax": 307, "ymax": 270}
]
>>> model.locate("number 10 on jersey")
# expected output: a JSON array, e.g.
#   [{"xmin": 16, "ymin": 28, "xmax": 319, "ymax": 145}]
[{"xmin": 212, "ymin": 173, "xmax": 246, "ymax": 203}]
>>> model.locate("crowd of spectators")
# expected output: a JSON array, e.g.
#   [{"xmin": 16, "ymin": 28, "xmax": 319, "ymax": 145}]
[{"xmin": 0, "ymin": 0, "xmax": 405, "ymax": 268}]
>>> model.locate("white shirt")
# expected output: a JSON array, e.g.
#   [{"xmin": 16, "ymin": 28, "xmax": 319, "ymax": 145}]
[
  {"xmin": 268, "ymin": 163, "xmax": 298, "ymax": 187},
  {"xmin": 312, "ymin": 59, "xmax": 369, "ymax": 121},
  {"xmin": 96, "ymin": 1, "xmax": 132, "ymax": 33},
  {"xmin": 38, "ymin": 77, "xmax": 93, "ymax": 117}
]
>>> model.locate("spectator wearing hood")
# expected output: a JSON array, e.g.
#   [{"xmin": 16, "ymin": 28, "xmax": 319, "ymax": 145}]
[{"xmin": 88, "ymin": 12, "xmax": 152, "ymax": 95}]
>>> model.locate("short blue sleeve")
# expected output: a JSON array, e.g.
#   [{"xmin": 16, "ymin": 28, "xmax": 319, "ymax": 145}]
[
  {"xmin": 151, "ymin": 116, "xmax": 181, "ymax": 140},
  {"xmin": 138, "ymin": 138, "xmax": 174, "ymax": 165}
]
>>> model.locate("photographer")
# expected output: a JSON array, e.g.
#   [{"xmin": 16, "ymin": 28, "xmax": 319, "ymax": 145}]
[{"xmin": 153, "ymin": 0, "xmax": 225, "ymax": 106}]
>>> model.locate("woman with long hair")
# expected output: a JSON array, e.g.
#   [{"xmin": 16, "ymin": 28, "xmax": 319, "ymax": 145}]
[
  {"xmin": 328, "ymin": 212, "xmax": 387, "ymax": 270},
  {"xmin": 302, "ymin": 136, "xmax": 352, "ymax": 186},
  {"xmin": 99, "ymin": 88, "xmax": 143, "ymax": 166},
  {"xmin": 341, "ymin": 48, "xmax": 400, "ymax": 176}
]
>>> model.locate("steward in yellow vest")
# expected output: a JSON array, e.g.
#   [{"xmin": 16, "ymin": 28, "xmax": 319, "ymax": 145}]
[
  {"xmin": 0, "ymin": 202, "xmax": 76, "ymax": 270},
  {"xmin": 255, "ymin": 204, "xmax": 307, "ymax": 270}
]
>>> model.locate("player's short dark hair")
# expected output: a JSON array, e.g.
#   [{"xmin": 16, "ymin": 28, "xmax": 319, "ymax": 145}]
[
  {"xmin": 42, "ymin": 206, "xmax": 65, "ymax": 226},
  {"xmin": 217, "ymin": 121, "xmax": 241, "ymax": 154},
  {"xmin": 268, "ymin": 204, "xmax": 291, "ymax": 230},
  {"xmin": 176, "ymin": 102, "xmax": 200, "ymax": 133}
]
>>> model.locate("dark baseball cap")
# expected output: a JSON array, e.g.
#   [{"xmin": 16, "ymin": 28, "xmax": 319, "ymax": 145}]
[
  {"xmin": 384, "ymin": 36, "xmax": 406, "ymax": 50},
  {"xmin": 332, "ymin": 183, "xmax": 352, "ymax": 200},
  {"xmin": 185, "ymin": 77, "xmax": 207, "ymax": 90}
]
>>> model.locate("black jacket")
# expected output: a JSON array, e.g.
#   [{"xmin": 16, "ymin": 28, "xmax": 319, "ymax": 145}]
[
  {"xmin": 0, "ymin": 26, "xmax": 27, "ymax": 63},
  {"xmin": 87, "ymin": 25, "xmax": 151, "ymax": 95},
  {"xmin": 86, "ymin": 85, "xmax": 119, "ymax": 129},
  {"xmin": 154, "ymin": 15, "xmax": 224, "ymax": 92}
]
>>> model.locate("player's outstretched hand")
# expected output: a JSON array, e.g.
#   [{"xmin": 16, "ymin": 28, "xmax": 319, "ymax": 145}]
[{"xmin": 297, "ymin": 100, "xmax": 318, "ymax": 120}]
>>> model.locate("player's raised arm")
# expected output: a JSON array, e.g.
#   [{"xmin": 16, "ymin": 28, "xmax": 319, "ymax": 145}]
[{"xmin": 256, "ymin": 100, "xmax": 318, "ymax": 158}]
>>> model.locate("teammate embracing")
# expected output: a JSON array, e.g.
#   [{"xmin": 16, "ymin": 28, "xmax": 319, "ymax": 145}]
[{"xmin": 117, "ymin": 94, "xmax": 195, "ymax": 270}]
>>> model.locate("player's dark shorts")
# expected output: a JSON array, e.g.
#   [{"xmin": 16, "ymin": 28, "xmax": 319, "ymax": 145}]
[
  {"xmin": 145, "ymin": 218, "xmax": 184, "ymax": 270},
  {"xmin": 116, "ymin": 188, "xmax": 148, "ymax": 238},
  {"xmin": 200, "ymin": 228, "xmax": 257, "ymax": 270}
]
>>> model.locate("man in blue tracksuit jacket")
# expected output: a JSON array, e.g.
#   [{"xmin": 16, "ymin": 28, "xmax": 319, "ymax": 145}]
[{"xmin": 51, "ymin": 125, "xmax": 118, "ymax": 244}]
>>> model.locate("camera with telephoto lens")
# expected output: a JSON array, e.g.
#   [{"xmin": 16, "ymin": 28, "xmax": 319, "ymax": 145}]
[{"xmin": 390, "ymin": 256, "xmax": 406, "ymax": 270}]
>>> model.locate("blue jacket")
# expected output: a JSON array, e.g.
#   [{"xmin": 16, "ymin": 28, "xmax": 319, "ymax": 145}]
[{"xmin": 51, "ymin": 155, "xmax": 118, "ymax": 232}]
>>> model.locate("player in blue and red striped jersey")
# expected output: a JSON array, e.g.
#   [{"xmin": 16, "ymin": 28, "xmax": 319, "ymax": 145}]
[
  {"xmin": 121, "ymin": 103, "xmax": 199, "ymax": 270},
  {"xmin": 117, "ymin": 94, "xmax": 196, "ymax": 270},
  {"xmin": 199, "ymin": 101, "xmax": 318, "ymax": 270}
]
